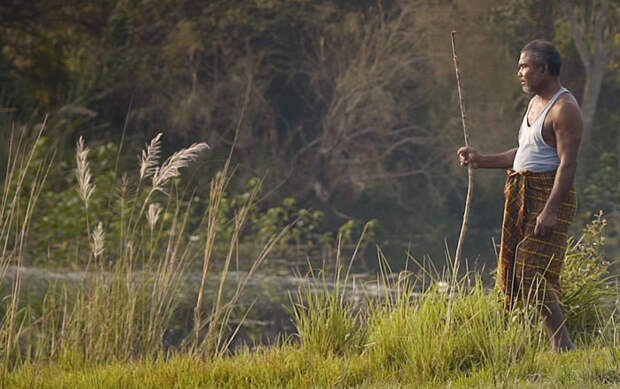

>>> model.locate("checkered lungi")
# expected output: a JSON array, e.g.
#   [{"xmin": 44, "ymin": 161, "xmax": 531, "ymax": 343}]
[{"xmin": 497, "ymin": 169, "xmax": 577, "ymax": 310}]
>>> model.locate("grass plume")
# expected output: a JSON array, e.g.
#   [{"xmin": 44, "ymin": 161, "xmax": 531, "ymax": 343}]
[
  {"xmin": 0, "ymin": 119, "xmax": 616, "ymax": 387},
  {"xmin": 139, "ymin": 132, "xmax": 163, "ymax": 181},
  {"xmin": 152, "ymin": 142, "xmax": 209, "ymax": 191},
  {"xmin": 75, "ymin": 136, "xmax": 94, "ymax": 205}
]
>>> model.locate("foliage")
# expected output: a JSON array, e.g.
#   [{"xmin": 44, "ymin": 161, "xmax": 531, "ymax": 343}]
[
  {"xmin": 1, "ymin": 1, "xmax": 619, "ymax": 258},
  {"xmin": 0, "ymin": 130, "xmax": 616, "ymax": 379},
  {"xmin": 0, "ymin": 127, "xmax": 369, "ymax": 369},
  {"xmin": 580, "ymin": 153, "xmax": 620, "ymax": 255},
  {"xmin": 563, "ymin": 211, "xmax": 617, "ymax": 339},
  {"xmin": 583, "ymin": 154, "xmax": 620, "ymax": 217},
  {"xmin": 288, "ymin": 223, "xmax": 618, "ymax": 386},
  {"xmin": 18, "ymin": 132, "xmax": 353, "ymax": 265},
  {"xmin": 289, "ymin": 251, "xmax": 366, "ymax": 357},
  {"xmin": 25, "ymin": 138, "xmax": 118, "ymax": 264},
  {"xmin": 219, "ymin": 188, "xmax": 336, "ymax": 256}
]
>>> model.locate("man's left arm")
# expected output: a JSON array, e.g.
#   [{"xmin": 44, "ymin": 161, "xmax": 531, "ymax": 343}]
[{"xmin": 534, "ymin": 100, "xmax": 583, "ymax": 237}]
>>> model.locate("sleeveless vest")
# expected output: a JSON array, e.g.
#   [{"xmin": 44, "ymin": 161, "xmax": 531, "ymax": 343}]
[{"xmin": 512, "ymin": 87, "xmax": 568, "ymax": 173}]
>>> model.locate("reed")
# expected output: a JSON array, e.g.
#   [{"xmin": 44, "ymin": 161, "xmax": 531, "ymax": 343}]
[
  {"xmin": 0, "ymin": 119, "xmax": 616, "ymax": 387},
  {"xmin": 0, "ymin": 118, "xmax": 52, "ymax": 371},
  {"xmin": 0, "ymin": 125, "xmax": 285, "ymax": 370},
  {"xmin": 1, "ymin": 239, "xmax": 618, "ymax": 387}
]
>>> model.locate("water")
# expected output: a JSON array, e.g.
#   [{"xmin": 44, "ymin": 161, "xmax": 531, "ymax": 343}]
[{"xmin": 1, "ymin": 255, "xmax": 398, "ymax": 351}]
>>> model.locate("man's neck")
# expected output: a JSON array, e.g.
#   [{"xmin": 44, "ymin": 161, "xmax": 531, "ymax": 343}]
[{"xmin": 535, "ymin": 79, "xmax": 562, "ymax": 101}]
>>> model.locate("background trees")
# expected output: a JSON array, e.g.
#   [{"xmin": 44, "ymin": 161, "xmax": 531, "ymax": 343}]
[{"xmin": 1, "ymin": 0, "xmax": 618, "ymax": 264}]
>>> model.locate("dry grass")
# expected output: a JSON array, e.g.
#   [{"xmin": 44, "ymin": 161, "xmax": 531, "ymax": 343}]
[
  {"xmin": 0, "ymin": 123, "xmax": 286, "ymax": 370},
  {"xmin": 0, "ymin": 118, "xmax": 52, "ymax": 372}
]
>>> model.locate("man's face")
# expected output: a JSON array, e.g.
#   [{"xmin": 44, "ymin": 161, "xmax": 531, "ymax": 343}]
[{"xmin": 517, "ymin": 51, "xmax": 544, "ymax": 94}]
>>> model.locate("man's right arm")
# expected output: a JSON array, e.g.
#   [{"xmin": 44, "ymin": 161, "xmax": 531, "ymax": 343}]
[{"xmin": 457, "ymin": 147, "xmax": 517, "ymax": 169}]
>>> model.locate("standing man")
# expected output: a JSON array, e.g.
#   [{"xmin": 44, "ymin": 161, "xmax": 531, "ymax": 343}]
[{"xmin": 457, "ymin": 40, "xmax": 583, "ymax": 352}]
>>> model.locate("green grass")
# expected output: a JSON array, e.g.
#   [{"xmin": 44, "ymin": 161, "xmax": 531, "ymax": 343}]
[
  {"xmin": 0, "ymin": 125, "xmax": 617, "ymax": 387},
  {"xmin": 3, "ymin": 330, "xmax": 618, "ymax": 388},
  {"xmin": 3, "ymin": 263, "xmax": 617, "ymax": 388}
]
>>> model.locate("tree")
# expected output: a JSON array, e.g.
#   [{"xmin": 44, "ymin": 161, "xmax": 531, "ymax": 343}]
[{"xmin": 560, "ymin": 0, "xmax": 619, "ymax": 141}]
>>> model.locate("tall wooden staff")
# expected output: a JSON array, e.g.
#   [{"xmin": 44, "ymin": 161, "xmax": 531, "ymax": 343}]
[{"xmin": 451, "ymin": 31, "xmax": 473, "ymax": 268}]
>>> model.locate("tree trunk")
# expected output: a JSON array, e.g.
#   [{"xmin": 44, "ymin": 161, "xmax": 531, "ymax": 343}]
[
  {"xmin": 560, "ymin": 0, "xmax": 618, "ymax": 143},
  {"xmin": 532, "ymin": 0, "xmax": 554, "ymax": 40},
  {"xmin": 580, "ymin": 59, "xmax": 605, "ymax": 142},
  {"xmin": 617, "ymin": 125, "xmax": 620, "ymax": 169}
]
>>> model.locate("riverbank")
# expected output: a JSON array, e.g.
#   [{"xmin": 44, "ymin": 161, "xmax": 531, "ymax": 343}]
[
  {"xmin": 4, "ymin": 325, "xmax": 618, "ymax": 388},
  {"xmin": 4, "ymin": 277, "xmax": 618, "ymax": 388}
]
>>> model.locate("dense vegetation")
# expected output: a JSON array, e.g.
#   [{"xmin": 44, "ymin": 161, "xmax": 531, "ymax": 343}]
[
  {"xmin": 0, "ymin": 1, "xmax": 617, "ymax": 387},
  {"xmin": 0, "ymin": 132, "xmax": 616, "ymax": 387},
  {"xmin": 1, "ymin": 0, "xmax": 618, "ymax": 262},
  {"xmin": 1, "ymin": 210, "xmax": 618, "ymax": 387}
]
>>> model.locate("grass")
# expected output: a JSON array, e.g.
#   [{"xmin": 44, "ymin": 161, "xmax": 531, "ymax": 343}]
[
  {"xmin": 0, "ymin": 119, "xmax": 288, "ymax": 369},
  {"xmin": 2, "ymin": 298, "xmax": 618, "ymax": 388},
  {"xmin": 0, "ymin": 121, "xmax": 617, "ymax": 387},
  {"xmin": 281, "ymin": 249, "xmax": 617, "ymax": 388},
  {"xmin": 0, "ymin": 258, "xmax": 618, "ymax": 388}
]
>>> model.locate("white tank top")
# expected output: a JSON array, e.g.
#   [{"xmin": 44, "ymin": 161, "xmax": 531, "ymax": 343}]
[{"xmin": 512, "ymin": 87, "xmax": 568, "ymax": 173}]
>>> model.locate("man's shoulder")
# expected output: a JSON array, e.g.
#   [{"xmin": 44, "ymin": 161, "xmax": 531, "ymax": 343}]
[
  {"xmin": 550, "ymin": 92, "xmax": 582, "ymax": 121},
  {"xmin": 548, "ymin": 92, "xmax": 583, "ymax": 136}
]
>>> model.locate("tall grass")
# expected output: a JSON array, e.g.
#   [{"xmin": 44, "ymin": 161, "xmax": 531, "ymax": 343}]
[
  {"xmin": 292, "ymin": 255, "xmax": 543, "ymax": 385},
  {"xmin": 0, "ymin": 118, "xmax": 52, "ymax": 370},
  {"xmin": 0, "ymin": 119, "xmax": 288, "ymax": 370},
  {"xmin": 290, "ymin": 241, "xmax": 365, "ymax": 356},
  {"xmin": 289, "ymin": 220, "xmax": 617, "ymax": 386},
  {"xmin": 563, "ymin": 211, "xmax": 616, "ymax": 341},
  {"xmin": 0, "ymin": 118, "xmax": 616, "ymax": 388}
]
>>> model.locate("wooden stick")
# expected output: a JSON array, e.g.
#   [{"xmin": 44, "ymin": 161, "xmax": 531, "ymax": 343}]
[
  {"xmin": 451, "ymin": 31, "xmax": 473, "ymax": 269},
  {"xmin": 444, "ymin": 30, "xmax": 473, "ymax": 333}
]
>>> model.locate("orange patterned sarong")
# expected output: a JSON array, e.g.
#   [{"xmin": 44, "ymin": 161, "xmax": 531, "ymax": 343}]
[{"xmin": 497, "ymin": 170, "xmax": 577, "ymax": 310}]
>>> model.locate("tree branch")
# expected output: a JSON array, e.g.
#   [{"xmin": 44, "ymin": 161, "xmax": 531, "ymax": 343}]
[
  {"xmin": 593, "ymin": 0, "xmax": 609, "ymax": 58},
  {"xmin": 561, "ymin": 0, "xmax": 592, "ymax": 71}
]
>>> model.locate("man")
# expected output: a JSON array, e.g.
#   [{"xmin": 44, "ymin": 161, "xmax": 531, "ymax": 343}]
[{"xmin": 457, "ymin": 40, "xmax": 583, "ymax": 352}]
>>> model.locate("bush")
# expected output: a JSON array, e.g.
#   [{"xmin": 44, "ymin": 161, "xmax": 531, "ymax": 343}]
[
  {"xmin": 20, "ymin": 135, "xmax": 352, "ymax": 266},
  {"xmin": 562, "ymin": 211, "xmax": 616, "ymax": 340}
]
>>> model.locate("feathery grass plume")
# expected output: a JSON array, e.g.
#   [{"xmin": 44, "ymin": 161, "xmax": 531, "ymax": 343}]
[
  {"xmin": 75, "ymin": 137, "xmax": 94, "ymax": 205},
  {"xmin": 92, "ymin": 222, "xmax": 104, "ymax": 259},
  {"xmin": 127, "ymin": 139, "xmax": 208, "ymax": 236},
  {"xmin": 139, "ymin": 133, "xmax": 163, "ymax": 180},
  {"xmin": 152, "ymin": 142, "xmax": 209, "ymax": 190},
  {"xmin": 146, "ymin": 202, "xmax": 162, "ymax": 231}
]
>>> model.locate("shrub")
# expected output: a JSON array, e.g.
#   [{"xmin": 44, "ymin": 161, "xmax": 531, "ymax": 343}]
[{"xmin": 562, "ymin": 211, "xmax": 616, "ymax": 340}]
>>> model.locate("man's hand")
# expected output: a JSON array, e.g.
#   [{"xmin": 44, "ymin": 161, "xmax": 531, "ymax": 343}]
[
  {"xmin": 534, "ymin": 208, "xmax": 558, "ymax": 237},
  {"xmin": 457, "ymin": 146, "xmax": 481, "ymax": 168}
]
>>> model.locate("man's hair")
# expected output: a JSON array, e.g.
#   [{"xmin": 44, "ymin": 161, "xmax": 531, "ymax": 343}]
[{"xmin": 521, "ymin": 40, "xmax": 561, "ymax": 76}]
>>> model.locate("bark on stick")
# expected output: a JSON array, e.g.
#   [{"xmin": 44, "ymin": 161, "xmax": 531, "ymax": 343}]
[{"xmin": 451, "ymin": 31, "xmax": 473, "ymax": 268}]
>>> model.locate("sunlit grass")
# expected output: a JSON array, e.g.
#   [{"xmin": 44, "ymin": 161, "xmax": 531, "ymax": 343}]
[
  {"xmin": 1, "ymin": 255, "xmax": 618, "ymax": 387},
  {"xmin": 0, "ymin": 121, "xmax": 617, "ymax": 387},
  {"xmin": 3, "ymin": 311, "xmax": 618, "ymax": 388},
  {"xmin": 0, "ymin": 121, "xmax": 288, "ymax": 370}
]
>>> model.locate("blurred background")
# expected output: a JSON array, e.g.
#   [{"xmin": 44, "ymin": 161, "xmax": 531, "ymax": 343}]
[{"xmin": 0, "ymin": 0, "xmax": 618, "ymax": 269}]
